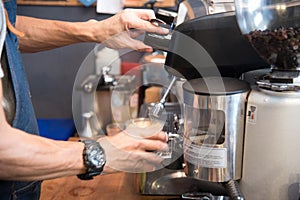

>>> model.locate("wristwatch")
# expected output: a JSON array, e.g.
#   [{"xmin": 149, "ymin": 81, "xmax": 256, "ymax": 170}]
[{"xmin": 77, "ymin": 140, "xmax": 106, "ymax": 180}]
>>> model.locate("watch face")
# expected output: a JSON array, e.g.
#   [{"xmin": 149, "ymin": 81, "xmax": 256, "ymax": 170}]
[{"xmin": 89, "ymin": 146, "xmax": 106, "ymax": 169}]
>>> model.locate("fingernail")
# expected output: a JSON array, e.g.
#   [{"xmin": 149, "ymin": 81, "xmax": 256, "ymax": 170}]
[
  {"xmin": 165, "ymin": 132, "xmax": 169, "ymax": 142},
  {"xmin": 162, "ymin": 143, "xmax": 169, "ymax": 151},
  {"xmin": 150, "ymin": 18, "xmax": 166, "ymax": 25},
  {"xmin": 161, "ymin": 27, "xmax": 170, "ymax": 34}
]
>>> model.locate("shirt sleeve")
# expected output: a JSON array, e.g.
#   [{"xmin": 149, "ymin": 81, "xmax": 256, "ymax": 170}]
[
  {"xmin": 0, "ymin": 65, "xmax": 3, "ymax": 78},
  {"xmin": 0, "ymin": 1, "xmax": 6, "ymax": 79}
]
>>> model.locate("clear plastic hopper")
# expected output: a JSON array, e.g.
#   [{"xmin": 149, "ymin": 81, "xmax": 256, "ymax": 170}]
[{"xmin": 235, "ymin": 0, "xmax": 300, "ymax": 91}]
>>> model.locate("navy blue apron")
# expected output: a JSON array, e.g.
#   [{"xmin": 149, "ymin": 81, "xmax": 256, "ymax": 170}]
[{"xmin": 0, "ymin": 0, "xmax": 42, "ymax": 199}]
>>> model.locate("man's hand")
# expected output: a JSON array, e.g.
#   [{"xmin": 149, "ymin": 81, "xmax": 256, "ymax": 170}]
[
  {"xmin": 97, "ymin": 130, "xmax": 168, "ymax": 173},
  {"xmin": 92, "ymin": 9, "xmax": 169, "ymax": 52}
]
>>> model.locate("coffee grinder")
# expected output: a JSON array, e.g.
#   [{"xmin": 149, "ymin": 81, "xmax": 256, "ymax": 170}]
[
  {"xmin": 235, "ymin": 1, "xmax": 300, "ymax": 199},
  {"xmin": 158, "ymin": 9, "xmax": 264, "ymax": 199},
  {"xmin": 182, "ymin": 77, "xmax": 249, "ymax": 198},
  {"xmin": 161, "ymin": 0, "xmax": 300, "ymax": 199}
]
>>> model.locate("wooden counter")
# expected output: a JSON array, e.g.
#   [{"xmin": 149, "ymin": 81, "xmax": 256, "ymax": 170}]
[
  {"xmin": 40, "ymin": 172, "xmax": 180, "ymax": 200},
  {"xmin": 40, "ymin": 138, "xmax": 180, "ymax": 199}
]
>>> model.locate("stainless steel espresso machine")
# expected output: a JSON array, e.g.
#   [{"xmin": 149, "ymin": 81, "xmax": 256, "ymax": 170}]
[{"xmin": 139, "ymin": 0, "xmax": 300, "ymax": 199}]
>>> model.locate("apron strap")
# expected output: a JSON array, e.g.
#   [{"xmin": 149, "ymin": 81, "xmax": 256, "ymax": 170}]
[{"xmin": 3, "ymin": 6, "xmax": 25, "ymax": 37}]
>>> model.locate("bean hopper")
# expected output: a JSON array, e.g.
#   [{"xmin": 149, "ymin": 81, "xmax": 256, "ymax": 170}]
[
  {"xmin": 235, "ymin": 1, "xmax": 300, "ymax": 199},
  {"xmin": 148, "ymin": 0, "xmax": 300, "ymax": 199}
]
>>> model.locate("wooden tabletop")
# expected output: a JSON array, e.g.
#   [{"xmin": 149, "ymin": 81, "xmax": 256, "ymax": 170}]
[{"xmin": 40, "ymin": 172, "xmax": 180, "ymax": 200}]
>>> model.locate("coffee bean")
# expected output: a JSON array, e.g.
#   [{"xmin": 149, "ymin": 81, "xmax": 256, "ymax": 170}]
[{"xmin": 247, "ymin": 26, "xmax": 300, "ymax": 69}]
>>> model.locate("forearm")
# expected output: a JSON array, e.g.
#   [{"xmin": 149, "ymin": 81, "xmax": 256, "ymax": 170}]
[
  {"xmin": 0, "ymin": 124, "xmax": 86, "ymax": 181},
  {"xmin": 15, "ymin": 9, "xmax": 168, "ymax": 53},
  {"xmin": 16, "ymin": 16, "xmax": 104, "ymax": 53}
]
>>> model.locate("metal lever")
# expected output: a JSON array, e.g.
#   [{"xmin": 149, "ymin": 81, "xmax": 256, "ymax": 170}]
[
  {"xmin": 149, "ymin": 76, "xmax": 177, "ymax": 119},
  {"xmin": 81, "ymin": 112, "xmax": 94, "ymax": 138}
]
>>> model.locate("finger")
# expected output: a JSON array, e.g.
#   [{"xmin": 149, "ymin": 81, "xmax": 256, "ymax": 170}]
[
  {"xmin": 146, "ymin": 131, "xmax": 168, "ymax": 142},
  {"xmin": 105, "ymin": 151, "xmax": 164, "ymax": 173},
  {"xmin": 137, "ymin": 47, "xmax": 153, "ymax": 53},
  {"xmin": 140, "ymin": 138, "xmax": 169, "ymax": 152},
  {"xmin": 124, "ymin": 37, "xmax": 154, "ymax": 52},
  {"xmin": 103, "ymin": 32, "xmax": 152, "ymax": 51},
  {"xmin": 120, "ymin": 130, "xmax": 168, "ymax": 151},
  {"xmin": 123, "ymin": 9, "xmax": 169, "ymax": 34},
  {"xmin": 132, "ymin": 156, "xmax": 165, "ymax": 173},
  {"xmin": 124, "ymin": 8, "xmax": 156, "ymax": 20},
  {"xmin": 149, "ymin": 18, "xmax": 167, "ymax": 26},
  {"xmin": 128, "ymin": 29, "xmax": 145, "ymax": 38},
  {"xmin": 136, "ymin": 151, "xmax": 164, "ymax": 165},
  {"xmin": 128, "ymin": 19, "xmax": 169, "ymax": 35}
]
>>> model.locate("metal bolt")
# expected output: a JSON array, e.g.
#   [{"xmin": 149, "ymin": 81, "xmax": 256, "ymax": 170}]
[{"xmin": 84, "ymin": 82, "xmax": 93, "ymax": 93}]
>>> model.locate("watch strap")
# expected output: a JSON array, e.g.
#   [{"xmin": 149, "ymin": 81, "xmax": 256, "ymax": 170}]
[{"xmin": 77, "ymin": 140, "xmax": 106, "ymax": 180}]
